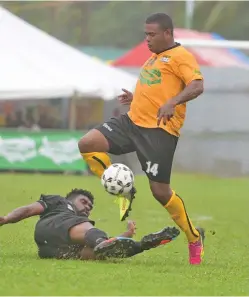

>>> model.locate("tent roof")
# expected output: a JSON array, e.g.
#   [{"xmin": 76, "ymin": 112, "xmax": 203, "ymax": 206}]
[
  {"xmin": 113, "ymin": 28, "xmax": 249, "ymax": 68},
  {"xmin": 0, "ymin": 7, "xmax": 136, "ymax": 101}
]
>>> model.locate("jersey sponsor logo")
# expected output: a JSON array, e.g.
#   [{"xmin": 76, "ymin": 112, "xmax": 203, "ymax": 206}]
[
  {"xmin": 139, "ymin": 68, "xmax": 162, "ymax": 86},
  {"xmin": 161, "ymin": 55, "xmax": 171, "ymax": 63}
]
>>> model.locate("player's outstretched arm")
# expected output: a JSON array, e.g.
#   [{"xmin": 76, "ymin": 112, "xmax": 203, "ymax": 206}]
[{"xmin": 0, "ymin": 202, "xmax": 45, "ymax": 226}]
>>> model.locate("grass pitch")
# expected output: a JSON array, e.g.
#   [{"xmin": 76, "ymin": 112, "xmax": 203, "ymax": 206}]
[{"xmin": 0, "ymin": 173, "xmax": 248, "ymax": 296}]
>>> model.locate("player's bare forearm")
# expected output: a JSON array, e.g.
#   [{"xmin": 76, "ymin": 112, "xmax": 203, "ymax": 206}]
[
  {"xmin": 4, "ymin": 206, "xmax": 33, "ymax": 224},
  {"xmin": 171, "ymin": 79, "xmax": 204, "ymax": 106},
  {"xmin": 118, "ymin": 230, "xmax": 134, "ymax": 238},
  {"xmin": 119, "ymin": 220, "xmax": 136, "ymax": 238},
  {"xmin": 2, "ymin": 202, "xmax": 44, "ymax": 224}
]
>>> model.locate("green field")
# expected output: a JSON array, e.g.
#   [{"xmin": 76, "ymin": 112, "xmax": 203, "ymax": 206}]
[{"xmin": 0, "ymin": 173, "xmax": 248, "ymax": 296}]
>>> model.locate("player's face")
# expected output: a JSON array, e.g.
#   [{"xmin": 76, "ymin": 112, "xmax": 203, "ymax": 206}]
[
  {"xmin": 73, "ymin": 195, "xmax": 93, "ymax": 217},
  {"xmin": 144, "ymin": 23, "xmax": 171, "ymax": 54}
]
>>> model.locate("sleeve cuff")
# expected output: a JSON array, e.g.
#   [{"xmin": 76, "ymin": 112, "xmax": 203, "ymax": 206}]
[
  {"xmin": 185, "ymin": 75, "xmax": 203, "ymax": 85},
  {"xmin": 37, "ymin": 200, "xmax": 47, "ymax": 210}
]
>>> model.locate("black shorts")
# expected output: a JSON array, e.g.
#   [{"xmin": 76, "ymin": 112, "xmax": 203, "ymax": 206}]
[
  {"xmin": 95, "ymin": 114, "xmax": 178, "ymax": 183},
  {"xmin": 35, "ymin": 214, "xmax": 92, "ymax": 259}
]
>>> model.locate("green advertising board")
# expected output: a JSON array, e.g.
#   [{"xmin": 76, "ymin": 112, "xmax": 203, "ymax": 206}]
[{"xmin": 0, "ymin": 130, "xmax": 88, "ymax": 172}]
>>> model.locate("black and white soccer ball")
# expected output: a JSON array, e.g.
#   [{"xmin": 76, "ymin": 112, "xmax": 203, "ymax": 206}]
[{"xmin": 101, "ymin": 163, "xmax": 134, "ymax": 195}]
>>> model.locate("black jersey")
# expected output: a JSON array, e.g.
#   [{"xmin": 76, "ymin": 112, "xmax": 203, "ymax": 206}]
[{"xmin": 34, "ymin": 194, "xmax": 95, "ymax": 259}]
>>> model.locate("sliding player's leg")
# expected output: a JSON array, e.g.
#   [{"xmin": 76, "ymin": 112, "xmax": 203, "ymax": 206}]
[
  {"xmin": 93, "ymin": 226, "xmax": 180, "ymax": 259},
  {"xmin": 78, "ymin": 115, "xmax": 136, "ymax": 221}
]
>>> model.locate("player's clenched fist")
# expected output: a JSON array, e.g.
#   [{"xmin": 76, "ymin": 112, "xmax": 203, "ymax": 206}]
[
  {"xmin": 118, "ymin": 88, "xmax": 133, "ymax": 105},
  {"xmin": 157, "ymin": 101, "xmax": 176, "ymax": 126}
]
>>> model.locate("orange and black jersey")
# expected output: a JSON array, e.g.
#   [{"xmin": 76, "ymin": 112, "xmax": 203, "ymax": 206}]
[{"xmin": 128, "ymin": 43, "xmax": 203, "ymax": 136}]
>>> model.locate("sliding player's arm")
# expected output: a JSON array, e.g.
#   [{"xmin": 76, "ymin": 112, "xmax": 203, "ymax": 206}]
[
  {"xmin": 0, "ymin": 202, "xmax": 45, "ymax": 226},
  {"xmin": 107, "ymin": 221, "xmax": 136, "ymax": 238},
  {"xmin": 118, "ymin": 220, "xmax": 136, "ymax": 238}
]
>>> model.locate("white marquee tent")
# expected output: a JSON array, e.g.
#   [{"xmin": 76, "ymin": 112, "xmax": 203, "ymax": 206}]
[{"xmin": 0, "ymin": 7, "xmax": 137, "ymax": 101}]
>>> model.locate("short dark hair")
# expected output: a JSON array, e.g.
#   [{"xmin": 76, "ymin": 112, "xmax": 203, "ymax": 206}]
[
  {"xmin": 146, "ymin": 13, "xmax": 173, "ymax": 35},
  {"xmin": 66, "ymin": 188, "xmax": 94, "ymax": 204}
]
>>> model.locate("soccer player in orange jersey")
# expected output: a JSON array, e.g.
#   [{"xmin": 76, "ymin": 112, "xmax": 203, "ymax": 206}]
[{"xmin": 78, "ymin": 13, "xmax": 204, "ymax": 265}]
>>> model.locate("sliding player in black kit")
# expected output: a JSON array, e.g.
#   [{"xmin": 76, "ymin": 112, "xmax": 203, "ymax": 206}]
[{"xmin": 0, "ymin": 188, "xmax": 180, "ymax": 260}]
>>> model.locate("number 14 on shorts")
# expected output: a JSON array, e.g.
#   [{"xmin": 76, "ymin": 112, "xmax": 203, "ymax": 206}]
[{"xmin": 146, "ymin": 161, "xmax": 159, "ymax": 176}]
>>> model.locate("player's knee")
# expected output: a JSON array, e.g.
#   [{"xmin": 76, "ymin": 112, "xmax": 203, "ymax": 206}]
[
  {"xmin": 84, "ymin": 228, "xmax": 108, "ymax": 248},
  {"xmin": 150, "ymin": 182, "xmax": 172, "ymax": 206},
  {"xmin": 78, "ymin": 136, "xmax": 91, "ymax": 153},
  {"xmin": 78, "ymin": 129, "xmax": 109, "ymax": 153}
]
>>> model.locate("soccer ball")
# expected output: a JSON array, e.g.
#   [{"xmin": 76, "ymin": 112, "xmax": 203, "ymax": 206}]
[{"xmin": 101, "ymin": 163, "xmax": 134, "ymax": 195}]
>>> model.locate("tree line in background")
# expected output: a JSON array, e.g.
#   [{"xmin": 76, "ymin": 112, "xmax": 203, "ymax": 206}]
[{"xmin": 2, "ymin": 1, "xmax": 249, "ymax": 49}]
